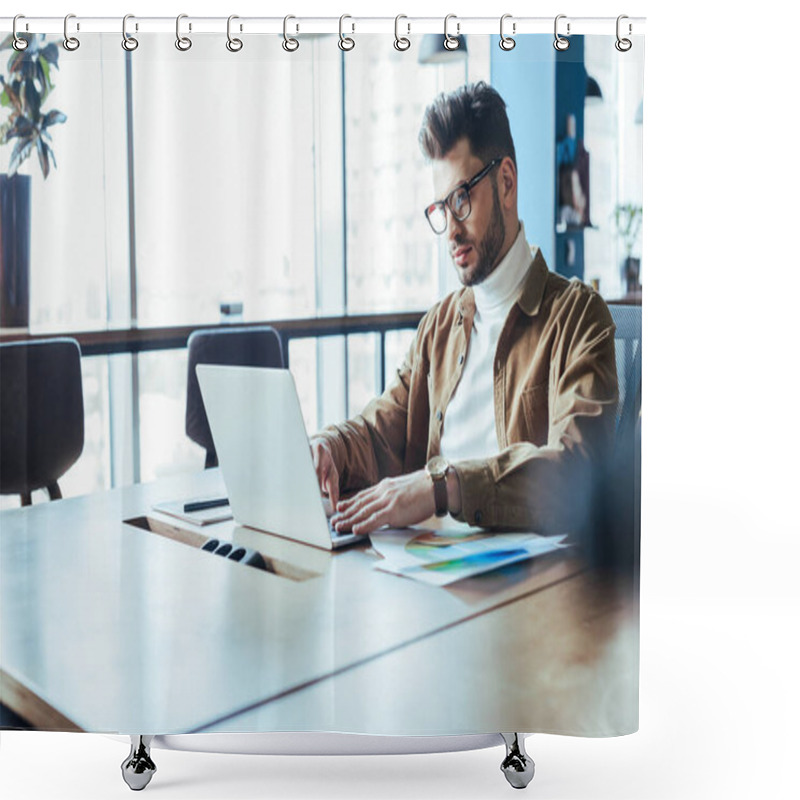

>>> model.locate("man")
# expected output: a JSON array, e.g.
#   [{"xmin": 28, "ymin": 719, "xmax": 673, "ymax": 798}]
[{"xmin": 311, "ymin": 82, "xmax": 618, "ymax": 537}]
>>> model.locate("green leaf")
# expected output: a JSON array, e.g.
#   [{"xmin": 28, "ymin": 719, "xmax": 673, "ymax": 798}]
[
  {"xmin": 8, "ymin": 137, "xmax": 33, "ymax": 174},
  {"xmin": 5, "ymin": 116, "xmax": 34, "ymax": 144},
  {"xmin": 41, "ymin": 42, "xmax": 59, "ymax": 68},
  {"xmin": 4, "ymin": 81, "xmax": 22, "ymax": 113},
  {"xmin": 42, "ymin": 109, "xmax": 67, "ymax": 128},
  {"xmin": 24, "ymin": 78, "xmax": 41, "ymax": 120},
  {"xmin": 9, "ymin": 49, "xmax": 26, "ymax": 77},
  {"xmin": 36, "ymin": 136, "xmax": 51, "ymax": 179},
  {"xmin": 19, "ymin": 55, "xmax": 36, "ymax": 82},
  {"xmin": 41, "ymin": 57, "xmax": 52, "ymax": 89}
]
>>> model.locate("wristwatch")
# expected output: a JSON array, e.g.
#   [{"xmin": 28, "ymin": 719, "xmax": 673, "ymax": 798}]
[{"xmin": 425, "ymin": 455, "xmax": 451, "ymax": 517}]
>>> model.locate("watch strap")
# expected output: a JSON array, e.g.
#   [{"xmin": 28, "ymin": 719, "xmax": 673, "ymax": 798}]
[{"xmin": 431, "ymin": 471, "xmax": 448, "ymax": 517}]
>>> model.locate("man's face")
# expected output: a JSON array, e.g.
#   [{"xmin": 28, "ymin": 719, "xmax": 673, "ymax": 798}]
[{"xmin": 431, "ymin": 138, "xmax": 506, "ymax": 287}]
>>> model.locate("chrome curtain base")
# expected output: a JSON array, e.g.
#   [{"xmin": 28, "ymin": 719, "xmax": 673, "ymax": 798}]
[
  {"xmin": 118, "ymin": 732, "xmax": 532, "ymax": 790},
  {"xmin": 500, "ymin": 733, "xmax": 535, "ymax": 789},
  {"xmin": 121, "ymin": 735, "xmax": 156, "ymax": 791}
]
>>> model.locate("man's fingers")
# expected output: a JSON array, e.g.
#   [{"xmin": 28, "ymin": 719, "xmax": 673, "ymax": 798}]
[
  {"xmin": 326, "ymin": 470, "xmax": 339, "ymax": 508},
  {"xmin": 320, "ymin": 463, "xmax": 339, "ymax": 506},
  {"xmin": 351, "ymin": 504, "xmax": 393, "ymax": 535},
  {"xmin": 341, "ymin": 498, "xmax": 380, "ymax": 528},
  {"xmin": 312, "ymin": 441, "xmax": 339, "ymax": 507},
  {"xmin": 334, "ymin": 492, "xmax": 390, "ymax": 533},
  {"xmin": 337, "ymin": 480, "xmax": 385, "ymax": 512}
]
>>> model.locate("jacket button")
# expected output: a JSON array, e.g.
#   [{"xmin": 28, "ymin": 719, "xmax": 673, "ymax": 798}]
[
  {"xmin": 458, "ymin": 354, "xmax": 465, "ymax": 365},
  {"xmin": 474, "ymin": 510, "xmax": 483, "ymax": 524},
  {"xmin": 436, "ymin": 410, "xmax": 443, "ymax": 422}
]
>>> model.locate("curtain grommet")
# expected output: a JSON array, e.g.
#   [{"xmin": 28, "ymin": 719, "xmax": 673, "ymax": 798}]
[
  {"xmin": 554, "ymin": 14, "xmax": 570, "ymax": 51},
  {"xmin": 226, "ymin": 15, "xmax": 243, "ymax": 52},
  {"xmin": 63, "ymin": 13, "xmax": 80, "ymax": 51},
  {"xmin": 499, "ymin": 14, "xmax": 516, "ymax": 51},
  {"xmin": 282, "ymin": 15, "xmax": 300, "ymax": 52},
  {"xmin": 444, "ymin": 14, "xmax": 461, "ymax": 51},
  {"xmin": 175, "ymin": 14, "xmax": 192, "ymax": 51},
  {"xmin": 339, "ymin": 14, "xmax": 355, "ymax": 51},
  {"xmin": 12, "ymin": 15, "xmax": 29, "ymax": 51},
  {"xmin": 394, "ymin": 15, "xmax": 411, "ymax": 51},
  {"xmin": 122, "ymin": 14, "xmax": 139, "ymax": 51},
  {"xmin": 615, "ymin": 15, "xmax": 633, "ymax": 52}
]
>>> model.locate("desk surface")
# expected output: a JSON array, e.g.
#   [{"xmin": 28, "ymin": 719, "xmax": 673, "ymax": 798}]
[{"xmin": 1, "ymin": 471, "xmax": 637, "ymax": 735}]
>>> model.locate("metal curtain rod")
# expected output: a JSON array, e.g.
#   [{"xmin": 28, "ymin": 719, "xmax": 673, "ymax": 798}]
[{"xmin": 0, "ymin": 15, "xmax": 646, "ymax": 36}]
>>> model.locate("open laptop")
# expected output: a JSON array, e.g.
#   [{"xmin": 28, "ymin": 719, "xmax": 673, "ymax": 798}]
[{"xmin": 196, "ymin": 364, "xmax": 368, "ymax": 551}]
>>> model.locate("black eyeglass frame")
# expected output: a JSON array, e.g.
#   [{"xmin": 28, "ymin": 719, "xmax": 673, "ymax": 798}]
[{"xmin": 424, "ymin": 157, "xmax": 504, "ymax": 234}]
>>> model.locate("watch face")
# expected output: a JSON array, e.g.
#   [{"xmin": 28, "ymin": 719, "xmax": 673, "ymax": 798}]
[{"xmin": 427, "ymin": 455, "xmax": 449, "ymax": 480}]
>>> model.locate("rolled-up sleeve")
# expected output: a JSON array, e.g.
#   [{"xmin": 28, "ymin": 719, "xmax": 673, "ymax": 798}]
[
  {"xmin": 313, "ymin": 312, "xmax": 433, "ymax": 493},
  {"xmin": 315, "ymin": 362, "xmax": 412, "ymax": 491}
]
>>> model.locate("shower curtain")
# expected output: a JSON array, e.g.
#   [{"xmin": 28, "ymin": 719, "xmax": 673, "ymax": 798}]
[{"xmin": 1, "ymin": 16, "xmax": 644, "ymax": 745}]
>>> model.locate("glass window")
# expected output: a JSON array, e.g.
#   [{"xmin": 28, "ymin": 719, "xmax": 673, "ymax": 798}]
[
  {"xmin": 130, "ymin": 35, "xmax": 322, "ymax": 326},
  {"xmin": 343, "ymin": 35, "xmax": 490, "ymax": 314},
  {"xmin": 12, "ymin": 36, "xmax": 129, "ymax": 332},
  {"xmin": 583, "ymin": 36, "xmax": 644, "ymax": 299}
]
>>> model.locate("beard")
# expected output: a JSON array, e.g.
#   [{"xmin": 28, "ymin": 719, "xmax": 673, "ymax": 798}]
[{"xmin": 454, "ymin": 180, "xmax": 506, "ymax": 287}]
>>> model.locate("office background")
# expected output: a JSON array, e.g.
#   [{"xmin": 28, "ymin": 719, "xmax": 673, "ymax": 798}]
[
  {"xmin": 1, "ymin": 2, "xmax": 798, "ymax": 800},
  {"xmin": 1, "ymin": 18, "xmax": 642, "ymax": 508}
]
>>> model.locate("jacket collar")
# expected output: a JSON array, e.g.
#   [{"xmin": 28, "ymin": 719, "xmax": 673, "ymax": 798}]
[
  {"xmin": 456, "ymin": 246, "xmax": 549, "ymax": 322},
  {"xmin": 516, "ymin": 247, "xmax": 549, "ymax": 317}
]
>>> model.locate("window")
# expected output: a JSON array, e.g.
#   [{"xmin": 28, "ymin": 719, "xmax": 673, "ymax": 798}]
[
  {"xmin": 583, "ymin": 36, "xmax": 644, "ymax": 299},
  {"xmin": 344, "ymin": 35, "xmax": 490, "ymax": 313}
]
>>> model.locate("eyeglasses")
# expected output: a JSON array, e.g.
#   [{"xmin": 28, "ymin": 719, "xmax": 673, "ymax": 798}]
[{"xmin": 424, "ymin": 157, "xmax": 503, "ymax": 235}]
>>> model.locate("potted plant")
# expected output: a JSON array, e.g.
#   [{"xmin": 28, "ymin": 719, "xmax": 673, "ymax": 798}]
[
  {"xmin": 0, "ymin": 34, "xmax": 66, "ymax": 328},
  {"xmin": 612, "ymin": 203, "xmax": 643, "ymax": 296}
]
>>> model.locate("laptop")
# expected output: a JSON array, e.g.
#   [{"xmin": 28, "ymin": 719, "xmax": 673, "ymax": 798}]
[{"xmin": 196, "ymin": 364, "xmax": 368, "ymax": 551}]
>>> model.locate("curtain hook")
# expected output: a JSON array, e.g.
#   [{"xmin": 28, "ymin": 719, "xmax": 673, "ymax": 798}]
[
  {"xmin": 444, "ymin": 14, "xmax": 460, "ymax": 51},
  {"xmin": 394, "ymin": 14, "xmax": 411, "ymax": 51},
  {"xmin": 176, "ymin": 14, "xmax": 192, "ymax": 51},
  {"xmin": 122, "ymin": 14, "xmax": 139, "ymax": 51},
  {"xmin": 615, "ymin": 15, "xmax": 633, "ymax": 52},
  {"xmin": 63, "ymin": 13, "xmax": 80, "ymax": 51},
  {"xmin": 499, "ymin": 14, "xmax": 516, "ymax": 51},
  {"xmin": 553, "ymin": 14, "xmax": 570, "ymax": 51},
  {"xmin": 226, "ymin": 15, "xmax": 243, "ymax": 52},
  {"xmin": 283, "ymin": 15, "xmax": 299, "ymax": 52},
  {"xmin": 12, "ymin": 15, "xmax": 28, "ymax": 51},
  {"xmin": 339, "ymin": 14, "xmax": 355, "ymax": 51}
]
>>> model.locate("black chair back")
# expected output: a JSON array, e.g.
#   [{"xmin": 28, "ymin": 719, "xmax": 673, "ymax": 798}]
[
  {"xmin": 593, "ymin": 304, "xmax": 642, "ymax": 574},
  {"xmin": 185, "ymin": 326, "xmax": 284, "ymax": 468},
  {"xmin": 0, "ymin": 338, "xmax": 84, "ymax": 505}
]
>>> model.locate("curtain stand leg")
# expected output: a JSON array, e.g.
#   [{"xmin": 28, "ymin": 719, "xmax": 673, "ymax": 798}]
[
  {"xmin": 121, "ymin": 735, "xmax": 156, "ymax": 791},
  {"xmin": 500, "ymin": 733, "xmax": 535, "ymax": 789}
]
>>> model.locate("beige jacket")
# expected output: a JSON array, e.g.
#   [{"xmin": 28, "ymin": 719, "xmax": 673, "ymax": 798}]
[{"xmin": 316, "ymin": 248, "xmax": 619, "ymax": 535}]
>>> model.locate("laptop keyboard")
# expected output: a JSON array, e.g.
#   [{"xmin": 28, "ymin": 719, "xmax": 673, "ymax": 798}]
[{"xmin": 328, "ymin": 517, "xmax": 354, "ymax": 540}]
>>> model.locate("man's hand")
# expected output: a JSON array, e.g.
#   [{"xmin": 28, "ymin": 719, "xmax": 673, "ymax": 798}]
[
  {"xmin": 331, "ymin": 470, "xmax": 436, "ymax": 535},
  {"xmin": 310, "ymin": 438, "xmax": 340, "ymax": 509}
]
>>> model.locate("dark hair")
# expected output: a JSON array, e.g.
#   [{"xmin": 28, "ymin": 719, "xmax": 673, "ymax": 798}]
[{"xmin": 418, "ymin": 81, "xmax": 516, "ymax": 168}]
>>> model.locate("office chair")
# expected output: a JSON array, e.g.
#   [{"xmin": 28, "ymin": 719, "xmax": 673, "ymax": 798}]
[
  {"xmin": 593, "ymin": 304, "xmax": 642, "ymax": 574},
  {"xmin": 185, "ymin": 326, "xmax": 284, "ymax": 468},
  {"xmin": 0, "ymin": 338, "xmax": 84, "ymax": 505}
]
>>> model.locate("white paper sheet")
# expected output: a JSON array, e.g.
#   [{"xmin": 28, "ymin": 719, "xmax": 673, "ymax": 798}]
[{"xmin": 369, "ymin": 527, "xmax": 570, "ymax": 586}]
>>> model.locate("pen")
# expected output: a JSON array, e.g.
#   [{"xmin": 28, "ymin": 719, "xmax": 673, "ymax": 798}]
[{"xmin": 184, "ymin": 497, "xmax": 229, "ymax": 513}]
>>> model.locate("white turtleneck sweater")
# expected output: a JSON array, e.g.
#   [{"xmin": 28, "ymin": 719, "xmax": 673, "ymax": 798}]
[{"xmin": 439, "ymin": 223, "xmax": 533, "ymax": 463}]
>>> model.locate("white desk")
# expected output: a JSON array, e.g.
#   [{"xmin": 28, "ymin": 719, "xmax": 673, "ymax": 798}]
[{"xmin": 0, "ymin": 470, "xmax": 635, "ymax": 735}]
